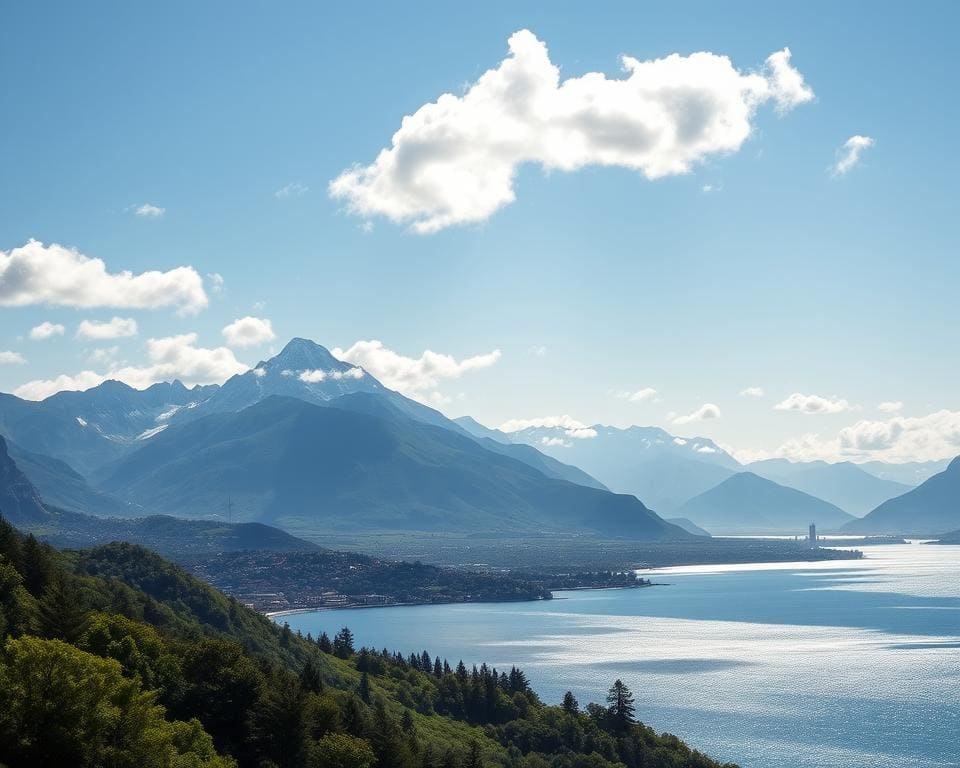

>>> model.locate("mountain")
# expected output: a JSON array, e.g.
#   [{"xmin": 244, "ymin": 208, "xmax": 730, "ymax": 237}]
[
  {"xmin": 843, "ymin": 457, "xmax": 960, "ymax": 535},
  {"xmin": 748, "ymin": 459, "xmax": 912, "ymax": 517},
  {"xmin": 0, "ymin": 435, "xmax": 49, "ymax": 524},
  {"xmin": 856, "ymin": 459, "xmax": 951, "ymax": 486},
  {"xmin": 675, "ymin": 472, "xmax": 856, "ymax": 534},
  {"xmin": 95, "ymin": 395, "xmax": 690, "ymax": 540},
  {"xmin": 506, "ymin": 424, "xmax": 741, "ymax": 512},
  {"xmin": 190, "ymin": 337, "xmax": 454, "ymax": 432},
  {"xmin": 666, "ymin": 517, "xmax": 712, "ymax": 537},
  {"xmin": 454, "ymin": 415, "xmax": 513, "ymax": 443},
  {"xmin": 6, "ymin": 439, "xmax": 140, "ymax": 517}
]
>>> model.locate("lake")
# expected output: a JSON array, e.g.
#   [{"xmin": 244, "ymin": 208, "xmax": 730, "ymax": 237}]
[{"xmin": 281, "ymin": 543, "xmax": 960, "ymax": 768}]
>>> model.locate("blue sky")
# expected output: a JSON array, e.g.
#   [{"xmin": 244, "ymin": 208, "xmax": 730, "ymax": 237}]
[{"xmin": 1, "ymin": 1, "xmax": 958, "ymax": 463}]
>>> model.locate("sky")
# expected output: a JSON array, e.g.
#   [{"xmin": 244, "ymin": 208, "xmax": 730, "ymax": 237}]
[{"xmin": 1, "ymin": 1, "xmax": 958, "ymax": 464}]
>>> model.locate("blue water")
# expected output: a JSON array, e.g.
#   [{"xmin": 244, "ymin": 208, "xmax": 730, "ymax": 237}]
[{"xmin": 282, "ymin": 544, "xmax": 960, "ymax": 768}]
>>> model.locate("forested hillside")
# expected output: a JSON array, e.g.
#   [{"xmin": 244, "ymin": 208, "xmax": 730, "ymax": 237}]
[{"xmin": 0, "ymin": 516, "xmax": 736, "ymax": 768}]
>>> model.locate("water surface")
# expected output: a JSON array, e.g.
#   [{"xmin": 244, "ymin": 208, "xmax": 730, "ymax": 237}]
[{"xmin": 283, "ymin": 544, "xmax": 960, "ymax": 768}]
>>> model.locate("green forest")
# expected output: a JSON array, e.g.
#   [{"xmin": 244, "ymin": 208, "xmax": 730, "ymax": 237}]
[{"xmin": 0, "ymin": 516, "xmax": 737, "ymax": 768}]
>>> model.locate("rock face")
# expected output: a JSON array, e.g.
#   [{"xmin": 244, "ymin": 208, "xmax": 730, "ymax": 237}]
[
  {"xmin": 844, "ymin": 457, "xmax": 960, "ymax": 535},
  {"xmin": 676, "ymin": 472, "xmax": 855, "ymax": 534}
]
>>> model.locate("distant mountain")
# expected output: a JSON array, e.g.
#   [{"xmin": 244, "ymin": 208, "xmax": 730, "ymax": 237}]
[
  {"xmin": 95, "ymin": 395, "xmax": 690, "ymax": 540},
  {"xmin": 843, "ymin": 457, "xmax": 960, "ymax": 535},
  {"xmin": 675, "ymin": 472, "xmax": 856, "ymax": 534},
  {"xmin": 666, "ymin": 517, "xmax": 712, "ymax": 537},
  {"xmin": 856, "ymin": 459, "xmax": 951, "ymax": 486},
  {"xmin": 454, "ymin": 415, "xmax": 513, "ymax": 443},
  {"xmin": 748, "ymin": 459, "xmax": 912, "ymax": 517},
  {"xmin": 508, "ymin": 423, "xmax": 740, "ymax": 512},
  {"xmin": 6, "ymin": 440, "xmax": 141, "ymax": 518}
]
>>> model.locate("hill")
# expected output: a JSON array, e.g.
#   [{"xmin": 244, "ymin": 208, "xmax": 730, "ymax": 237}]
[
  {"xmin": 0, "ymin": 518, "xmax": 736, "ymax": 768},
  {"xmin": 748, "ymin": 459, "xmax": 912, "ymax": 516},
  {"xmin": 666, "ymin": 517, "xmax": 712, "ymax": 537},
  {"xmin": 843, "ymin": 457, "xmax": 960, "ymax": 535},
  {"xmin": 676, "ymin": 472, "xmax": 855, "ymax": 534},
  {"xmin": 95, "ymin": 395, "xmax": 689, "ymax": 540},
  {"xmin": 932, "ymin": 529, "xmax": 960, "ymax": 544}
]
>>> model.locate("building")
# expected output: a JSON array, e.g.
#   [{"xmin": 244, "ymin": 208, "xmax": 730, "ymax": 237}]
[{"xmin": 808, "ymin": 523, "xmax": 817, "ymax": 548}]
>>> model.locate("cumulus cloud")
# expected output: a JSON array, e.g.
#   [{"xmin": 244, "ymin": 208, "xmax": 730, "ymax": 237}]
[
  {"xmin": 540, "ymin": 436, "xmax": 570, "ymax": 448},
  {"xmin": 0, "ymin": 240, "xmax": 208, "ymax": 315},
  {"xmin": 332, "ymin": 339, "xmax": 500, "ymax": 402},
  {"xmin": 617, "ymin": 387, "xmax": 657, "ymax": 402},
  {"xmin": 222, "ymin": 316, "xmax": 277, "ymax": 348},
  {"xmin": 774, "ymin": 392, "xmax": 856, "ymax": 415},
  {"xmin": 131, "ymin": 203, "xmax": 165, "ymax": 218},
  {"xmin": 29, "ymin": 321, "xmax": 65, "ymax": 340},
  {"xmin": 878, "ymin": 401, "xmax": 903, "ymax": 414},
  {"xmin": 736, "ymin": 409, "xmax": 960, "ymax": 464},
  {"xmin": 87, "ymin": 346, "xmax": 120, "ymax": 365},
  {"xmin": 14, "ymin": 333, "xmax": 247, "ymax": 400},
  {"xmin": 499, "ymin": 415, "xmax": 589, "ymax": 433},
  {"xmin": 207, "ymin": 273, "xmax": 225, "ymax": 293},
  {"xmin": 0, "ymin": 351, "xmax": 26, "ymax": 365},
  {"xmin": 330, "ymin": 30, "xmax": 813, "ymax": 233},
  {"xmin": 673, "ymin": 403, "xmax": 722, "ymax": 425},
  {"xmin": 832, "ymin": 135, "xmax": 874, "ymax": 176},
  {"xmin": 76, "ymin": 317, "xmax": 138, "ymax": 340},
  {"xmin": 740, "ymin": 386, "xmax": 764, "ymax": 398},
  {"xmin": 275, "ymin": 182, "xmax": 309, "ymax": 199}
]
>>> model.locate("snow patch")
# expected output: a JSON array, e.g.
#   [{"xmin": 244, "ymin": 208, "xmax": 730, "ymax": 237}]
[{"xmin": 137, "ymin": 424, "xmax": 168, "ymax": 441}]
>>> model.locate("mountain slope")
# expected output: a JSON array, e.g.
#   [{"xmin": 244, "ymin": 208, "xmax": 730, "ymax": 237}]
[
  {"xmin": 666, "ymin": 517, "xmax": 712, "ymax": 537},
  {"xmin": 676, "ymin": 472, "xmax": 855, "ymax": 534},
  {"xmin": 6, "ymin": 440, "xmax": 139, "ymax": 517},
  {"xmin": 95, "ymin": 396, "xmax": 689, "ymax": 540},
  {"xmin": 508, "ymin": 424, "xmax": 741, "ymax": 511},
  {"xmin": 0, "ymin": 435, "xmax": 49, "ymax": 524},
  {"xmin": 843, "ymin": 456, "xmax": 960, "ymax": 535},
  {"xmin": 748, "ymin": 459, "xmax": 912, "ymax": 516}
]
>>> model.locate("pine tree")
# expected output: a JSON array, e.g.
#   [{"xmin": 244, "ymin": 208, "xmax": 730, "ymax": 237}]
[
  {"xmin": 299, "ymin": 657, "xmax": 324, "ymax": 694},
  {"xmin": 562, "ymin": 691, "xmax": 579, "ymax": 714},
  {"xmin": 466, "ymin": 740, "xmax": 483, "ymax": 768},
  {"xmin": 605, "ymin": 679, "xmax": 636, "ymax": 731},
  {"xmin": 36, "ymin": 575, "xmax": 88, "ymax": 643},
  {"xmin": 317, "ymin": 631, "xmax": 333, "ymax": 654},
  {"xmin": 334, "ymin": 626, "xmax": 355, "ymax": 658},
  {"xmin": 358, "ymin": 671, "xmax": 372, "ymax": 704}
]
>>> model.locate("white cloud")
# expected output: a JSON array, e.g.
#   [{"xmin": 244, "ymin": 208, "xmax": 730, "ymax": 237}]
[
  {"xmin": 252, "ymin": 367, "xmax": 267, "ymax": 378},
  {"xmin": 76, "ymin": 316, "xmax": 138, "ymax": 340},
  {"xmin": 529, "ymin": 345, "xmax": 547, "ymax": 358},
  {"xmin": 29, "ymin": 321, "xmax": 65, "ymax": 340},
  {"xmin": 0, "ymin": 240, "xmax": 208, "ymax": 315},
  {"xmin": 673, "ymin": 403, "xmax": 722, "ymax": 425},
  {"xmin": 330, "ymin": 30, "xmax": 813, "ymax": 233},
  {"xmin": 14, "ymin": 333, "xmax": 247, "ymax": 400},
  {"xmin": 774, "ymin": 392, "xmax": 856, "ymax": 415},
  {"xmin": 332, "ymin": 339, "xmax": 500, "ymax": 402},
  {"xmin": 131, "ymin": 203, "xmax": 165, "ymax": 218},
  {"xmin": 740, "ymin": 386, "xmax": 764, "ymax": 398},
  {"xmin": 275, "ymin": 182, "xmax": 309, "ymax": 199},
  {"xmin": 736, "ymin": 409, "xmax": 960, "ymax": 464},
  {"xmin": 207, "ymin": 273, "xmax": 225, "ymax": 293},
  {"xmin": 618, "ymin": 387, "xmax": 657, "ymax": 402},
  {"xmin": 87, "ymin": 346, "xmax": 119, "ymax": 365},
  {"xmin": 832, "ymin": 135, "xmax": 874, "ymax": 176},
  {"xmin": 565, "ymin": 427, "xmax": 598, "ymax": 439},
  {"xmin": 540, "ymin": 436, "xmax": 571, "ymax": 448},
  {"xmin": 500, "ymin": 415, "xmax": 589, "ymax": 433},
  {"xmin": 0, "ymin": 351, "xmax": 26, "ymax": 365},
  {"xmin": 222, "ymin": 316, "xmax": 277, "ymax": 348},
  {"xmin": 878, "ymin": 400, "xmax": 903, "ymax": 414}
]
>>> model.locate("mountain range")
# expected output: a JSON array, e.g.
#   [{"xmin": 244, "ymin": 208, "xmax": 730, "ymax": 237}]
[
  {"xmin": 843, "ymin": 457, "xmax": 960, "ymax": 535},
  {"xmin": 675, "ymin": 472, "xmax": 856, "ymax": 534}
]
